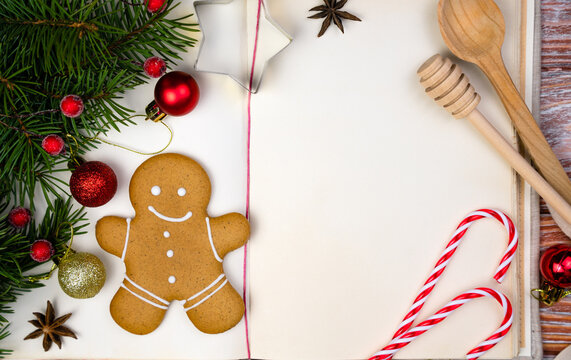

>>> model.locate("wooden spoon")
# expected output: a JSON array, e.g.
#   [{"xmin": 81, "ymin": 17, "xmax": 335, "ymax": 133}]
[{"xmin": 438, "ymin": 0, "xmax": 571, "ymax": 208}]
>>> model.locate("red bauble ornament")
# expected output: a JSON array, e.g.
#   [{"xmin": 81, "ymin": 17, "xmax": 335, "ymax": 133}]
[
  {"xmin": 154, "ymin": 71, "xmax": 200, "ymax": 116},
  {"xmin": 146, "ymin": 0, "xmax": 166, "ymax": 13},
  {"xmin": 70, "ymin": 161, "xmax": 117, "ymax": 207},
  {"xmin": 8, "ymin": 207, "xmax": 32, "ymax": 228},
  {"xmin": 60, "ymin": 95, "xmax": 84, "ymax": 118},
  {"xmin": 143, "ymin": 56, "xmax": 167, "ymax": 78},
  {"xmin": 540, "ymin": 244, "xmax": 571, "ymax": 288},
  {"xmin": 42, "ymin": 134, "xmax": 65, "ymax": 155},
  {"xmin": 30, "ymin": 239, "xmax": 55, "ymax": 262},
  {"xmin": 532, "ymin": 244, "xmax": 571, "ymax": 306}
]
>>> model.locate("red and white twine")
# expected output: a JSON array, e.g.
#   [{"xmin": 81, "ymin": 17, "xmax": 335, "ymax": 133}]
[{"xmin": 369, "ymin": 209, "xmax": 518, "ymax": 360}]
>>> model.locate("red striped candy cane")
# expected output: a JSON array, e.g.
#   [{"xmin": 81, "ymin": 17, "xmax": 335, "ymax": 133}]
[
  {"xmin": 368, "ymin": 209, "xmax": 517, "ymax": 360},
  {"xmin": 370, "ymin": 287, "xmax": 513, "ymax": 360},
  {"xmin": 391, "ymin": 209, "xmax": 516, "ymax": 341}
]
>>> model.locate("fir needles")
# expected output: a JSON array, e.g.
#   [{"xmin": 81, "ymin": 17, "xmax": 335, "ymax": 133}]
[{"xmin": 0, "ymin": 0, "xmax": 198, "ymax": 209}]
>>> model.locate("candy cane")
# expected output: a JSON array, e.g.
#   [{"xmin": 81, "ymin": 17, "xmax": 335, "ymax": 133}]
[
  {"xmin": 368, "ymin": 209, "xmax": 518, "ymax": 359},
  {"xmin": 391, "ymin": 209, "xmax": 517, "ymax": 340},
  {"xmin": 370, "ymin": 287, "xmax": 513, "ymax": 360}
]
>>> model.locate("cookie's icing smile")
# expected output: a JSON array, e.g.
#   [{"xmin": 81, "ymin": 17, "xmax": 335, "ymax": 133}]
[{"xmin": 148, "ymin": 206, "xmax": 193, "ymax": 222}]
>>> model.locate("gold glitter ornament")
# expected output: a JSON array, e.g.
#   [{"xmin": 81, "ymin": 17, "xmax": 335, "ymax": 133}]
[{"xmin": 58, "ymin": 252, "xmax": 106, "ymax": 299}]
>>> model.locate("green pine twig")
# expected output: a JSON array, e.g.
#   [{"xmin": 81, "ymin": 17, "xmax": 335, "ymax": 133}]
[
  {"xmin": 0, "ymin": 0, "xmax": 198, "ymax": 208},
  {"xmin": 0, "ymin": 196, "xmax": 87, "ymax": 356}
]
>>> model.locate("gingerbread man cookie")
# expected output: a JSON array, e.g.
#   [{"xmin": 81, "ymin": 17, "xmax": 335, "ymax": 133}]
[{"xmin": 96, "ymin": 153, "xmax": 249, "ymax": 335}]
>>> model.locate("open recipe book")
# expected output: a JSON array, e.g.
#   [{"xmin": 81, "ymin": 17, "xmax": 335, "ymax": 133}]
[{"xmin": 5, "ymin": 0, "xmax": 537, "ymax": 359}]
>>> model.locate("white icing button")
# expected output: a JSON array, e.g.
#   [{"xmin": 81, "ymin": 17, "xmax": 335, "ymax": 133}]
[
  {"xmin": 151, "ymin": 186, "xmax": 161, "ymax": 196},
  {"xmin": 168, "ymin": 276, "xmax": 176, "ymax": 284},
  {"xmin": 163, "ymin": 231, "xmax": 170, "ymax": 238},
  {"xmin": 177, "ymin": 187, "xmax": 186, "ymax": 196},
  {"xmin": 166, "ymin": 250, "xmax": 174, "ymax": 258}
]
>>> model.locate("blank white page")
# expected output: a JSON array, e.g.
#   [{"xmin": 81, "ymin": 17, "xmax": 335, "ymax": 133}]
[{"xmin": 249, "ymin": 0, "xmax": 525, "ymax": 359}]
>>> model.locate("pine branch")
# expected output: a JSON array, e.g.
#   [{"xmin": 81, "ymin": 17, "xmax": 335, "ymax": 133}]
[
  {"xmin": 2, "ymin": 17, "xmax": 99, "ymax": 32},
  {"xmin": 0, "ymin": 118, "xmax": 43, "ymax": 138},
  {"xmin": 0, "ymin": 196, "xmax": 87, "ymax": 356},
  {"xmin": 0, "ymin": 0, "xmax": 198, "ymax": 208}
]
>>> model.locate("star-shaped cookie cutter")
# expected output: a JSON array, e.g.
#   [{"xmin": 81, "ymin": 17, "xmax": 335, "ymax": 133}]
[{"xmin": 194, "ymin": 0, "xmax": 292, "ymax": 93}]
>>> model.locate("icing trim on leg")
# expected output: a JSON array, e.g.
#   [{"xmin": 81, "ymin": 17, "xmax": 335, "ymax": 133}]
[
  {"xmin": 206, "ymin": 217, "xmax": 222, "ymax": 262},
  {"xmin": 187, "ymin": 274, "xmax": 226, "ymax": 302},
  {"xmin": 123, "ymin": 275, "xmax": 170, "ymax": 309},
  {"xmin": 184, "ymin": 277, "xmax": 228, "ymax": 311},
  {"xmin": 120, "ymin": 218, "xmax": 131, "ymax": 261},
  {"xmin": 121, "ymin": 284, "xmax": 169, "ymax": 310}
]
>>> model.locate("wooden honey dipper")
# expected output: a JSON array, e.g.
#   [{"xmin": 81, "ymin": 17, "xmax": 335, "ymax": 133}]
[{"xmin": 418, "ymin": 54, "xmax": 571, "ymax": 225}]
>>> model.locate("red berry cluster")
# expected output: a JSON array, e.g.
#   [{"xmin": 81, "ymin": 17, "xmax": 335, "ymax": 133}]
[
  {"xmin": 30, "ymin": 239, "xmax": 55, "ymax": 262},
  {"xmin": 8, "ymin": 207, "xmax": 32, "ymax": 228},
  {"xmin": 42, "ymin": 134, "xmax": 65, "ymax": 156},
  {"xmin": 146, "ymin": 0, "xmax": 166, "ymax": 13},
  {"xmin": 59, "ymin": 95, "xmax": 84, "ymax": 118},
  {"xmin": 144, "ymin": 56, "xmax": 167, "ymax": 78}
]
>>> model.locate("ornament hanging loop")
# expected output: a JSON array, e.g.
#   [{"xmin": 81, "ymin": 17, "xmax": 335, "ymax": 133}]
[
  {"xmin": 54, "ymin": 221, "xmax": 76, "ymax": 264},
  {"xmin": 26, "ymin": 221, "xmax": 76, "ymax": 282},
  {"xmin": 66, "ymin": 133, "xmax": 84, "ymax": 169},
  {"xmin": 86, "ymin": 118, "xmax": 173, "ymax": 155},
  {"xmin": 67, "ymin": 114, "xmax": 173, "ymax": 156}
]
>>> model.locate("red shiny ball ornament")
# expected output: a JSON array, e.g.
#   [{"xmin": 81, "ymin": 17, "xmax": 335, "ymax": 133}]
[
  {"xmin": 42, "ymin": 134, "xmax": 65, "ymax": 155},
  {"xmin": 143, "ymin": 56, "xmax": 167, "ymax": 78},
  {"xmin": 146, "ymin": 0, "xmax": 166, "ymax": 13},
  {"xmin": 60, "ymin": 95, "xmax": 84, "ymax": 118},
  {"xmin": 8, "ymin": 207, "xmax": 32, "ymax": 228},
  {"xmin": 30, "ymin": 239, "xmax": 54, "ymax": 262},
  {"xmin": 540, "ymin": 244, "xmax": 571, "ymax": 288},
  {"xmin": 154, "ymin": 71, "xmax": 200, "ymax": 116},
  {"xmin": 70, "ymin": 161, "xmax": 117, "ymax": 207}
]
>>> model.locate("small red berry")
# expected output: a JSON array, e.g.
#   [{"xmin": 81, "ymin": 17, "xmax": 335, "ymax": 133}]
[
  {"xmin": 30, "ymin": 239, "xmax": 55, "ymax": 263},
  {"xmin": 8, "ymin": 207, "xmax": 32, "ymax": 228},
  {"xmin": 143, "ymin": 56, "xmax": 167, "ymax": 78},
  {"xmin": 146, "ymin": 0, "xmax": 166, "ymax": 13},
  {"xmin": 60, "ymin": 95, "xmax": 84, "ymax": 118},
  {"xmin": 42, "ymin": 134, "xmax": 65, "ymax": 156}
]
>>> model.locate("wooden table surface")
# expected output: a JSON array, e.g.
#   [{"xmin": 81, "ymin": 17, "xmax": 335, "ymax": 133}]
[{"xmin": 539, "ymin": 0, "xmax": 571, "ymax": 358}]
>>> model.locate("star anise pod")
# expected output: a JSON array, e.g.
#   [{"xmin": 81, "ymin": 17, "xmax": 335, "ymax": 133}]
[
  {"xmin": 24, "ymin": 301, "xmax": 77, "ymax": 352},
  {"xmin": 308, "ymin": 0, "xmax": 361, "ymax": 37}
]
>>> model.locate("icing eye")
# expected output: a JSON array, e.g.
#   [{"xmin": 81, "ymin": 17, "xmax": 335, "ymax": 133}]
[
  {"xmin": 151, "ymin": 186, "xmax": 161, "ymax": 196},
  {"xmin": 177, "ymin": 187, "xmax": 186, "ymax": 196}
]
